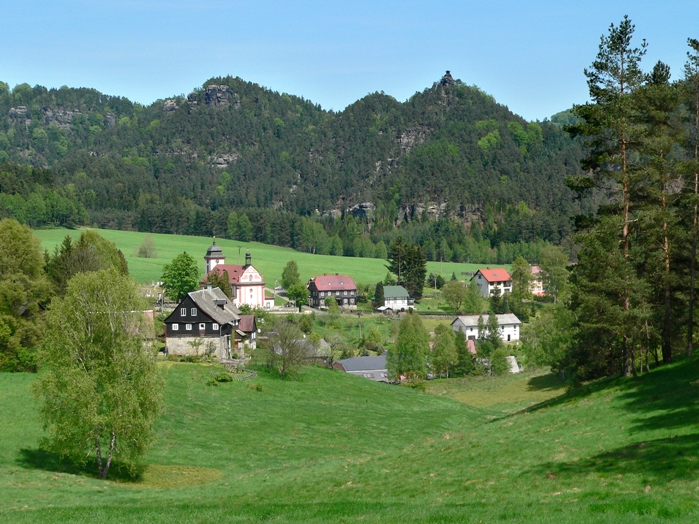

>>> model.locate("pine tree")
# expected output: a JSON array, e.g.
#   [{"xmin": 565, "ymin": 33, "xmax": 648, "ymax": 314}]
[{"xmin": 569, "ymin": 16, "xmax": 648, "ymax": 376}]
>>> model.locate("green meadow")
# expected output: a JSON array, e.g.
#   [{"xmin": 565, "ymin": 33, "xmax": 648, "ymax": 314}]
[
  {"xmin": 33, "ymin": 228, "xmax": 485, "ymax": 287},
  {"xmin": 1, "ymin": 357, "xmax": 699, "ymax": 522}
]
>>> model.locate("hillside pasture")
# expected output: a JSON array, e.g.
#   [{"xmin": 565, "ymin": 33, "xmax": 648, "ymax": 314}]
[
  {"xmin": 2, "ymin": 358, "xmax": 699, "ymax": 522},
  {"xmin": 33, "ymin": 228, "xmax": 485, "ymax": 287}
]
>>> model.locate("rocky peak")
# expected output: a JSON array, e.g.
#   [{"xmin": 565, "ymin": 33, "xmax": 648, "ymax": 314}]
[{"xmin": 440, "ymin": 70, "xmax": 454, "ymax": 87}]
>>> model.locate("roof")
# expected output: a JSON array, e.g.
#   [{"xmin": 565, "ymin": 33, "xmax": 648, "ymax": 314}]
[
  {"xmin": 475, "ymin": 268, "xmax": 512, "ymax": 283},
  {"xmin": 531, "ymin": 265, "xmax": 543, "ymax": 275},
  {"xmin": 205, "ymin": 264, "xmax": 263, "ymax": 285},
  {"xmin": 467, "ymin": 339, "xmax": 477, "ymax": 355},
  {"xmin": 186, "ymin": 287, "xmax": 240, "ymax": 325},
  {"xmin": 336, "ymin": 354, "xmax": 387, "ymax": 372},
  {"xmin": 238, "ymin": 315, "xmax": 256, "ymax": 333},
  {"xmin": 383, "ymin": 285, "xmax": 410, "ymax": 298},
  {"xmin": 205, "ymin": 241, "xmax": 224, "ymax": 258},
  {"xmin": 308, "ymin": 275, "xmax": 357, "ymax": 291},
  {"xmin": 452, "ymin": 313, "xmax": 522, "ymax": 328}
]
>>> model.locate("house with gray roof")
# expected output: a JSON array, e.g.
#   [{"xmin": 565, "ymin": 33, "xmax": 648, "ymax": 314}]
[
  {"xmin": 164, "ymin": 287, "xmax": 246, "ymax": 359},
  {"xmin": 451, "ymin": 313, "xmax": 522, "ymax": 342},
  {"xmin": 381, "ymin": 285, "xmax": 414, "ymax": 310},
  {"xmin": 333, "ymin": 354, "xmax": 389, "ymax": 382}
]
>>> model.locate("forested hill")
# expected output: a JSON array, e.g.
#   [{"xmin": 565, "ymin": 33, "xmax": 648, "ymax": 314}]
[{"xmin": 0, "ymin": 73, "xmax": 586, "ymax": 261}]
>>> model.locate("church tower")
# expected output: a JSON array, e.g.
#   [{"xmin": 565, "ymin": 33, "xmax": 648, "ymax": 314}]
[{"xmin": 204, "ymin": 240, "xmax": 224, "ymax": 274}]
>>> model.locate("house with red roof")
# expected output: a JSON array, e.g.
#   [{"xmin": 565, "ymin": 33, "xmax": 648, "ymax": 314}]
[
  {"xmin": 472, "ymin": 267, "xmax": 512, "ymax": 297},
  {"xmin": 307, "ymin": 274, "xmax": 357, "ymax": 309},
  {"xmin": 200, "ymin": 242, "xmax": 267, "ymax": 308}
]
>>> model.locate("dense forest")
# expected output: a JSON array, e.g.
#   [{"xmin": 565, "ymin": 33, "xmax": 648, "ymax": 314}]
[{"xmin": 0, "ymin": 71, "xmax": 588, "ymax": 263}]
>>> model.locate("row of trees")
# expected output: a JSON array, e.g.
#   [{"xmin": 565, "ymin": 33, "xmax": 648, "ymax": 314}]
[
  {"xmin": 523, "ymin": 19, "xmax": 699, "ymax": 381},
  {"xmin": 386, "ymin": 311, "xmax": 512, "ymax": 381}
]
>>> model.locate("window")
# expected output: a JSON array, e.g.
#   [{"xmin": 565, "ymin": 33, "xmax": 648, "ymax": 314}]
[
  {"xmin": 199, "ymin": 323, "xmax": 206, "ymax": 330},
  {"xmin": 180, "ymin": 308, "xmax": 186, "ymax": 316},
  {"xmin": 320, "ymin": 292, "xmax": 324, "ymax": 297},
  {"xmin": 343, "ymin": 291, "xmax": 347, "ymax": 296},
  {"xmin": 172, "ymin": 324, "xmax": 179, "ymax": 331},
  {"xmin": 191, "ymin": 308, "xmax": 197, "ymax": 316},
  {"xmin": 186, "ymin": 324, "xmax": 192, "ymax": 331},
  {"xmin": 213, "ymin": 323, "xmax": 219, "ymax": 330},
  {"xmin": 350, "ymin": 298, "xmax": 355, "ymax": 304}
]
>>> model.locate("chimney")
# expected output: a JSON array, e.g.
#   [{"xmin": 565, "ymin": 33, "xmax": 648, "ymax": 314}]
[{"xmin": 207, "ymin": 284, "xmax": 213, "ymax": 293}]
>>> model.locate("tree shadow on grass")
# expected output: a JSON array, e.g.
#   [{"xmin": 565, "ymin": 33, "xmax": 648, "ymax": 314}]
[
  {"xmin": 17, "ymin": 448, "xmax": 142, "ymax": 482},
  {"xmin": 610, "ymin": 356, "xmax": 699, "ymax": 434},
  {"xmin": 526, "ymin": 372, "xmax": 568, "ymax": 393},
  {"xmin": 531, "ymin": 433, "xmax": 699, "ymax": 482}
]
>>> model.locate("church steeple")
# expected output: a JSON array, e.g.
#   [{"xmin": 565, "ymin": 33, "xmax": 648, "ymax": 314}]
[
  {"xmin": 204, "ymin": 238, "xmax": 225, "ymax": 273},
  {"xmin": 244, "ymin": 250, "xmax": 251, "ymax": 267}
]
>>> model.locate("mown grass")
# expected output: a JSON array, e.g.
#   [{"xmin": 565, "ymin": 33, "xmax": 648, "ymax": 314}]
[
  {"xmin": 33, "ymin": 228, "xmax": 484, "ymax": 287},
  {"xmin": 2, "ymin": 357, "xmax": 699, "ymax": 522}
]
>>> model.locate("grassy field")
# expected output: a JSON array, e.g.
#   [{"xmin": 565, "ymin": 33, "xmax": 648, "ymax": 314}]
[
  {"xmin": 2, "ymin": 356, "xmax": 699, "ymax": 522},
  {"xmin": 33, "ymin": 228, "xmax": 487, "ymax": 287}
]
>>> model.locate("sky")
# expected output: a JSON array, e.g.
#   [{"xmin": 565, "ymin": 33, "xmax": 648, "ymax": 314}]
[{"xmin": 2, "ymin": 1, "xmax": 698, "ymax": 121}]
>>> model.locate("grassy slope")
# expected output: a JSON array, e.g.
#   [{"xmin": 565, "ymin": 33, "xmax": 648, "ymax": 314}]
[
  {"xmin": 1, "ymin": 358, "xmax": 699, "ymax": 522},
  {"xmin": 33, "ymin": 228, "xmax": 486, "ymax": 286}
]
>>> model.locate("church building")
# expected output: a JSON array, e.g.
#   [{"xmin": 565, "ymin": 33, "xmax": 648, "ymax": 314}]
[{"xmin": 200, "ymin": 242, "xmax": 267, "ymax": 308}]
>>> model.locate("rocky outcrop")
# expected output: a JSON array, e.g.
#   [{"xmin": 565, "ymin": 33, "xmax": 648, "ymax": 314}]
[
  {"xmin": 346, "ymin": 202, "xmax": 376, "ymax": 220},
  {"xmin": 104, "ymin": 113, "xmax": 116, "ymax": 127},
  {"xmin": 204, "ymin": 85, "xmax": 231, "ymax": 108},
  {"xmin": 397, "ymin": 126, "xmax": 428, "ymax": 153},
  {"xmin": 210, "ymin": 152, "xmax": 240, "ymax": 169},
  {"xmin": 8, "ymin": 106, "xmax": 29, "ymax": 119},
  {"xmin": 440, "ymin": 70, "xmax": 454, "ymax": 87},
  {"xmin": 163, "ymin": 99, "xmax": 178, "ymax": 112},
  {"xmin": 187, "ymin": 86, "xmax": 241, "ymax": 109}
]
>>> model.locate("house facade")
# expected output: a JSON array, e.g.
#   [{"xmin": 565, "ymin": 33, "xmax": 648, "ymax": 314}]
[
  {"xmin": 382, "ymin": 285, "xmax": 414, "ymax": 310},
  {"xmin": 201, "ymin": 243, "xmax": 267, "ymax": 308},
  {"xmin": 451, "ymin": 313, "xmax": 522, "ymax": 342},
  {"xmin": 333, "ymin": 354, "xmax": 389, "ymax": 382},
  {"xmin": 530, "ymin": 265, "xmax": 545, "ymax": 296},
  {"xmin": 307, "ymin": 275, "xmax": 357, "ymax": 309},
  {"xmin": 164, "ymin": 287, "xmax": 245, "ymax": 359},
  {"xmin": 472, "ymin": 268, "xmax": 513, "ymax": 297}
]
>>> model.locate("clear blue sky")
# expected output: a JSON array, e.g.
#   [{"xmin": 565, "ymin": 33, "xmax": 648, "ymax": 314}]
[{"xmin": 2, "ymin": 1, "xmax": 697, "ymax": 121}]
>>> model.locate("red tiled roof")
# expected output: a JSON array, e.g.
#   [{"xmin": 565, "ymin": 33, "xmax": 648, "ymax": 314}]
[
  {"xmin": 212, "ymin": 264, "xmax": 245, "ymax": 284},
  {"xmin": 531, "ymin": 265, "xmax": 542, "ymax": 275},
  {"xmin": 309, "ymin": 275, "xmax": 357, "ymax": 291},
  {"xmin": 476, "ymin": 268, "xmax": 511, "ymax": 283},
  {"xmin": 239, "ymin": 315, "xmax": 256, "ymax": 333}
]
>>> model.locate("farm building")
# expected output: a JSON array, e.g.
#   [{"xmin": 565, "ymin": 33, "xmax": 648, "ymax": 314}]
[
  {"xmin": 451, "ymin": 313, "xmax": 522, "ymax": 342},
  {"xmin": 334, "ymin": 354, "xmax": 389, "ymax": 382}
]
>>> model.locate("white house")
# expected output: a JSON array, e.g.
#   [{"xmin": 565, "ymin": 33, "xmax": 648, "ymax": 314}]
[
  {"xmin": 472, "ymin": 268, "xmax": 512, "ymax": 297},
  {"xmin": 382, "ymin": 285, "xmax": 414, "ymax": 310},
  {"xmin": 451, "ymin": 313, "xmax": 522, "ymax": 343}
]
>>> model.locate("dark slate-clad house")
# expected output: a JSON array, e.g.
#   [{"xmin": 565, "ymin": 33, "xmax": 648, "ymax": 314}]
[
  {"xmin": 164, "ymin": 287, "xmax": 244, "ymax": 359},
  {"xmin": 306, "ymin": 274, "xmax": 357, "ymax": 309}
]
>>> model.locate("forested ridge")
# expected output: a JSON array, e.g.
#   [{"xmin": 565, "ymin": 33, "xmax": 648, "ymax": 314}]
[{"xmin": 0, "ymin": 72, "xmax": 587, "ymax": 263}]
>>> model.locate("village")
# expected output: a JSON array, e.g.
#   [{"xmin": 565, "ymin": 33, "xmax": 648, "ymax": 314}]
[{"xmin": 156, "ymin": 240, "xmax": 549, "ymax": 383}]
